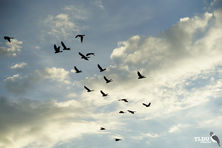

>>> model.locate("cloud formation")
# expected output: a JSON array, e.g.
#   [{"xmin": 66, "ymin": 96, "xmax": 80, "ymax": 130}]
[
  {"xmin": 0, "ymin": 96, "xmax": 98, "ymax": 148},
  {"xmin": 0, "ymin": 39, "xmax": 23, "ymax": 56},
  {"xmin": 10, "ymin": 62, "xmax": 27, "ymax": 70},
  {"xmin": 5, "ymin": 67, "xmax": 71, "ymax": 95}
]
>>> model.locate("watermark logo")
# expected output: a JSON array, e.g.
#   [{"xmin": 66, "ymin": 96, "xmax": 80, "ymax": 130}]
[
  {"xmin": 194, "ymin": 136, "xmax": 211, "ymax": 143},
  {"xmin": 194, "ymin": 132, "xmax": 220, "ymax": 147}
]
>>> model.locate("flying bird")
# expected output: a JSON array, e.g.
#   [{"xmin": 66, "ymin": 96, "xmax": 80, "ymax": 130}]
[
  {"xmin": 119, "ymin": 111, "xmax": 125, "ymax": 114},
  {"xmin": 137, "ymin": 71, "xmax": 146, "ymax": 79},
  {"xmin": 104, "ymin": 76, "xmax": 112, "ymax": 83},
  {"xmin": 100, "ymin": 90, "xmax": 108, "ymax": 97},
  {"xmin": 100, "ymin": 127, "xmax": 106, "ymax": 130},
  {"xmin": 210, "ymin": 132, "xmax": 220, "ymax": 147},
  {"xmin": 61, "ymin": 41, "xmax": 70, "ymax": 50},
  {"xmin": 98, "ymin": 64, "xmax": 106, "ymax": 72},
  {"xmin": 4, "ymin": 36, "xmax": 14, "ymax": 42},
  {"xmin": 142, "ymin": 102, "xmax": 151, "ymax": 107},
  {"xmin": 115, "ymin": 138, "xmax": 122, "ymax": 141},
  {"xmin": 79, "ymin": 52, "xmax": 89, "ymax": 60},
  {"xmin": 84, "ymin": 86, "xmax": 94, "ymax": 92},
  {"xmin": 54, "ymin": 44, "xmax": 63, "ymax": 53},
  {"xmin": 127, "ymin": 110, "xmax": 136, "ymax": 114},
  {"xmin": 118, "ymin": 99, "xmax": 128, "ymax": 103},
  {"xmin": 74, "ymin": 66, "xmax": 82, "ymax": 73},
  {"xmin": 75, "ymin": 34, "xmax": 85, "ymax": 43},
  {"xmin": 86, "ymin": 53, "xmax": 95, "ymax": 57}
]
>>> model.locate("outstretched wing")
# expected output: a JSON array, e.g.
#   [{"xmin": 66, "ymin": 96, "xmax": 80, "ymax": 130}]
[
  {"xmin": 86, "ymin": 53, "xmax": 94, "ymax": 56},
  {"xmin": 54, "ymin": 44, "xmax": 58, "ymax": 52},
  {"xmin": 98, "ymin": 64, "xmax": 102, "ymax": 70},
  {"xmin": 137, "ymin": 71, "xmax": 142, "ymax": 77},
  {"xmin": 61, "ymin": 41, "xmax": 66, "ymax": 49},
  {"xmin": 84, "ymin": 86, "xmax": 90, "ymax": 91},
  {"xmin": 80, "ymin": 36, "xmax": 83, "ymax": 42},
  {"xmin": 74, "ymin": 66, "xmax": 79, "ymax": 71},
  {"xmin": 104, "ymin": 76, "xmax": 108, "ymax": 82},
  {"xmin": 142, "ymin": 103, "xmax": 147, "ymax": 107},
  {"xmin": 79, "ymin": 52, "xmax": 84, "ymax": 57},
  {"xmin": 100, "ymin": 90, "xmax": 105, "ymax": 95}
]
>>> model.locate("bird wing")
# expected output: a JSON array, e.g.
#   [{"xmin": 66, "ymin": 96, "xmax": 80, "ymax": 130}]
[
  {"xmin": 79, "ymin": 52, "xmax": 84, "ymax": 57},
  {"xmin": 54, "ymin": 44, "xmax": 58, "ymax": 52},
  {"xmin": 80, "ymin": 36, "xmax": 83, "ymax": 42},
  {"xmin": 98, "ymin": 64, "xmax": 102, "ymax": 70},
  {"xmin": 137, "ymin": 71, "xmax": 142, "ymax": 77},
  {"xmin": 86, "ymin": 53, "xmax": 94, "ymax": 56},
  {"xmin": 74, "ymin": 66, "xmax": 79, "ymax": 71},
  {"xmin": 142, "ymin": 103, "xmax": 147, "ymax": 107},
  {"xmin": 84, "ymin": 86, "xmax": 90, "ymax": 91},
  {"xmin": 100, "ymin": 90, "xmax": 105, "ymax": 95},
  {"xmin": 104, "ymin": 76, "xmax": 108, "ymax": 81},
  {"xmin": 75, "ymin": 35, "xmax": 79, "ymax": 38},
  {"xmin": 61, "ymin": 41, "xmax": 66, "ymax": 48}
]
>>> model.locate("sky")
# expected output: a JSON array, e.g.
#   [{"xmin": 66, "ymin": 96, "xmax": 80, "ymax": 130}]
[{"xmin": 0, "ymin": 0, "xmax": 222, "ymax": 147}]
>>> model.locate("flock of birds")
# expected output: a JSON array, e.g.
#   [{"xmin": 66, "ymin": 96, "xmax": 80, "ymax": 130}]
[
  {"xmin": 52, "ymin": 34, "xmax": 152, "ymax": 142},
  {"xmin": 3, "ymin": 34, "xmax": 152, "ymax": 142}
]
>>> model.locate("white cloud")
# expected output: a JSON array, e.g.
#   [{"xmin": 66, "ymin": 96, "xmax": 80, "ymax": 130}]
[
  {"xmin": 168, "ymin": 124, "xmax": 183, "ymax": 133},
  {"xmin": 44, "ymin": 13, "xmax": 77, "ymax": 39},
  {"xmin": 44, "ymin": 6, "xmax": 89, "ymax": 39},
  {"xmin": 42, "ymin": 67, "xmax": 71, "ymax": 84},
  {"xmin": 10, "ymin": 62, "xmax": 27, "ymax": 70},
  {"xmin": 0, "ymin": 39, "xmax": 23, "ymax": 56},
  {"xmin": 5, "ymin": 67, "xmax": 71, "ymax": 95},
  {"xmin": 0, "ymin": 96, "xmax": 98, "ymax": 148},
  {"xmin": 80, "ymin": 9, "xmax": 222, "ymax": 122},
  {"xmin": 131, "ymin": 132, "xmax": 160, "ymax": 140},
  {"xmin": 5, "ymin": 74, "xmax": 20, "ymax": 81}
]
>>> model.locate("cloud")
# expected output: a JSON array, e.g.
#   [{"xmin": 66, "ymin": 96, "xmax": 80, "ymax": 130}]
[
  {"xmin": 42, "ymin": 67, "xmax": 71, "ymax": 84},
  {"xmin": 44, "ymin": 6, "xmax": 88, "ymax": 39},
  {"xmin": 168, "ymin": 124, "xmax": 185, "ymax": 133},
  {"xmin": 10, "ymin": 62, "xmax": 27, "ymax": 70},
  {"xmin": 94, "ymin": 0, "xmax": 104, "ymax": 9},
  {"xmin": 81, "ymin": 8, "xmax": 222, "ymax": 123},
  {"xmin": 44, "ymin": 13, "xmax": 78, "ymax": 39},
  {"xmin": 0, "ymin": 96, "xmax": 98, "ymax": 148},
  {"xmin": 4, "ymin": 67, "xmax": 71, "ymax": 95},
  {"xmin": 0, "ymin": 39, "xmax": 23, "ymax": 56}
]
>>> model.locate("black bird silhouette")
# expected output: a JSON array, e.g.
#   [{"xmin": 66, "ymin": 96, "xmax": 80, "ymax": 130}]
[
  {"xmin": 86, "ymin": 53, "xmax": 95, "ymax": 57},
  {"xmin": 137, "ymin": 71, "xmax": 146, "ymax": 79},
  {"xmin": 75, "ymin": 34, "xmax": 85, "ymax": 43},
  {"xmin": 79, "ymin": 52, "xmax": 89, "ymax": 60},
  {"xmin": 74, "ymin": 66, "xmax": 82, "ymax": 73},
  {"xmin": 142, "ymin": 102, "xmax": 151, "ymax": 107},
  {"xmin": 100, "ymin": 127, "xmax": 106, "ymax": 130},
  {"xmin": 100, "ymin": 90, "xmax": 108, "ymax": 97},
  {"xmin": 84, "ymin": 86, "xmax": 94, "ymax": 92},
  {"xmin": 4, "ymin": 36, "xmax": 14, "ymax": 42},
  {"xmin": 61, "ymin": 41, "xmax": 70, "ymax": 50},
  {"xmin": 127, "ymin": 110, "xmax": 136, "ymax": 114},
  {"xmin": 115, "ymin": 138, "xmax": 122, "ymax": 141},
  {"xmin": 104, "ymin": 76, "xmax": 112, "ymax": 83},
  {"xmin": 118, "ymin": 99, "xmax": 128, "ymax": 103},
  {"xmin": 119, "ymin": 111, "xmax": 125, "ymax": 114},
  {"xmin": 98, "ymin": 64, "xmax": 106, "ymax": 72},
  {"xmin": 54, "ymin": 44, "xmax": 63, "ymax": 53}
]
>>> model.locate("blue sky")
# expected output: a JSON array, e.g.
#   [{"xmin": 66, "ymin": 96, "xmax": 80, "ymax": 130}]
[{"xmin": 0, "ymin": 0, "xmax": 222, "ymax": 148}]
